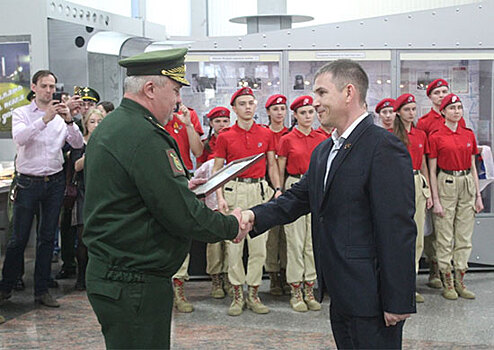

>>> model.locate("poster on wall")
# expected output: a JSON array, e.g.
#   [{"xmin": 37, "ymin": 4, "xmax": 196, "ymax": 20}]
[
  {"xmin": 450, "ymin": 66, "xmax": 469, "ymax": 94},
  {"xmin": 0, "ymin": 42, "xmax": 31, "ymax": 133}
]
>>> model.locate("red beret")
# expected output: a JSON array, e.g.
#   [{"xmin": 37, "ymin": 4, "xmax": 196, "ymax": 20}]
[
  {"xmin": 230, "ymin": 87, "xmax": 254, "ymax": 106},
  {"xmin": 426, "ymin": 78, "xmax": 449, "ymax": 96},
  {"xmin": 207, "ymin": 106, "xmax": 230, "ymax": 119},
  {"xmin": 394, "ymin": 93, "xmax": 416, "ymax": 112},
  {"xmin": 375, "ymin": 98, "xmax": 395, "ymax": 113},
  {"xmin": 290, "ymin": 95, "xmax": 313, "ymax": 111},
  {"xmin": 265, "ymin": 94, "xmax": 287, "ymax": 109},
  {"xmin": 440, "ymin": 93, "xmax": 461, "ymax": 111}
]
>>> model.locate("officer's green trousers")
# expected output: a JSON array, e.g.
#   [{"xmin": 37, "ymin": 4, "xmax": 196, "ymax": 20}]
[{"xmin": 86, "ymin": 257, "xmax": 173, "ymax": 349}]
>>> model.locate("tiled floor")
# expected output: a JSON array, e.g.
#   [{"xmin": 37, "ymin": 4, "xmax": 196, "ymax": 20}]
[{"xmin": 0, "ymin": 259, "xmax": 493, "ymax": 349}]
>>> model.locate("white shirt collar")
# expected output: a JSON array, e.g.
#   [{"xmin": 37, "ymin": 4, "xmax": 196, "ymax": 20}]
[{"xmin": 331, "ymin": 112, "xmax": 368, "ymax": 144}]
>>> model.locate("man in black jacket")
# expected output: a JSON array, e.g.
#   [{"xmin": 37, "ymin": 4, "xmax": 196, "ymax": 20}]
[{"xmin": 243, "ymin": 59, "xmax": 417, "ymax": 349}]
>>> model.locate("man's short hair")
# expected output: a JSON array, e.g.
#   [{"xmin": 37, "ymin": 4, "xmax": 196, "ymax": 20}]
[
  {"xmin": 314, "ymin": 60, "xmax": 368, "ymax": 105},
  {"xmin": 123, "ymin": 75, "xmax": 169, "ymax": 94},
  {"xmin": 32, "ymin": 70, "xmax": 57, "ymax": 85}
]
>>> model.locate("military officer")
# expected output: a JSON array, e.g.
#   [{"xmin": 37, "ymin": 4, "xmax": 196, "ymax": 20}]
[{"xmin": 83, "ymin": 48, "xmax": 247, "ymax": 349}]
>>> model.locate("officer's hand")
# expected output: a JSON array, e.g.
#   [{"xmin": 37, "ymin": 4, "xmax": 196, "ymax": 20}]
[
  {"xmin": 218, "ymin": 198, "xmax": 229, "ymax": 214},
  {"xmin": 188, "ymin": 177, "xmax": 207, "ymax": 190},
  {"xmin": 384, "ymin": 312, "xmax": 410, "ymax": 327},
  {"xmin": 43, "ymin": 100, "xmax": 60, "ymax": 124},
  {"xmin": 231, "ymin": 207, "xmax": 250, "ymax": 243},
  {"xmin": 274, "ymin": 189, "xmax": 282, "ymax": 199},
  {"xmin": 475, "ymin": 196, "xmax": 484, "ymax": 213},
  {"xmin": 66, "ymin": 95, "xmax": 83, "ymax": 117}
]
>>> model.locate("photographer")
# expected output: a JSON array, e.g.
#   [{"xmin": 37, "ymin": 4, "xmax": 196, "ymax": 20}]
[{"xmin": 0, "ymin": 70, "xmax": 83, "ymax": 308}]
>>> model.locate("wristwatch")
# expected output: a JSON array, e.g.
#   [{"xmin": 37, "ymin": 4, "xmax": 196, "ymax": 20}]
[{"xmin": 275, "ymin": 187, "xmax": 282, "ymax": 192}]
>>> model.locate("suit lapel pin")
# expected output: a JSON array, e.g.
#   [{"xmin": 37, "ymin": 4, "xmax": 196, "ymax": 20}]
[{"xmin": 344, "ymin": 143, "xmax": 352, "ymax": 150}]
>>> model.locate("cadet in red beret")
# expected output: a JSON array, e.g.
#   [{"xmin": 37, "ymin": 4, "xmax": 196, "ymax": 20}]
[
  {"xmin": 264, "ymin": 94, "xmax": 290, "ymax": 297},
  {"xmin": 163, "ymin": 103, "xmax": 204, "ymax": 313},
  {"xmin": 213, "ymin": 87, "xmax": 282, "ymax": 316},
  {"xmin": 416, "ymin": 79, "xmax": 467, "ymax": 290},
  {"xmin": 197, "ymin": 107, "xmax": 231, "ymax": 167},
  {"xmin": 393, "ymin": 93, "xmax": 432, "ymax": 303},
  {"xmin": 375, "ymin": 98, "xmax": 396, "ymax": 132},
  {"xmin": 276, "ymin": 95, "xmax": 326, "ymax": 312},
  {"xmin": 193, "ymin": 106, "xmax": 232, "ymax": 299},
  {"xmin": 428, "ymin": 93, "xmax": 483, "ymax": 300}
]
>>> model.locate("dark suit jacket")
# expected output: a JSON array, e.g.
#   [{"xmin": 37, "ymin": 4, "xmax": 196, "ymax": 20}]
[{"xmin": 251, "ymin": 115, "xmax": 417, "ymax": 317}]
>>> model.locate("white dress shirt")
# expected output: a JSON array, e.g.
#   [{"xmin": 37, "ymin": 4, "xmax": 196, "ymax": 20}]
[
  {"xmin": 12, "ymin": 100, "xmax": 84, "ymax": 176},
  {"xmin": 324, "ymin": 112, "xmax": 369, "ymax": 188}
]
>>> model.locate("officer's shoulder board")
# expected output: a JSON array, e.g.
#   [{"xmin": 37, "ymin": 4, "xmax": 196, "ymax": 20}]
[{"xmin": 165, "ymin": 149, "xmax": 186, "ymax": 177}]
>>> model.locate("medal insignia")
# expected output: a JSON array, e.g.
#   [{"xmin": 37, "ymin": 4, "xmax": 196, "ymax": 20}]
[{"xmin": 344, "ymin": 143, "xmax": 352, "ymax": 150}]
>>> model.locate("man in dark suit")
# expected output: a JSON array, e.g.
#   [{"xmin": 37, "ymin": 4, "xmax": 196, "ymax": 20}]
[{"xmin": 242, "ymin": 60, "xmax": 416, "ymax": 349}]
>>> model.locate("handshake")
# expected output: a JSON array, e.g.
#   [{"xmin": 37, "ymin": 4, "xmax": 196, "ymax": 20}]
[{"xmin": 229, "ymin": 209, "xmax": 255, "ymax": 243}]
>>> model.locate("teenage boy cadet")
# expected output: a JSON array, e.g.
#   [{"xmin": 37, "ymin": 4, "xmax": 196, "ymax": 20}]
[
  {"xmin": 416, "ymin": 78, "xmax": 466, "ymax": 289},
  {"xmin": 83, "ymin": 48, "xmax": 249, "ymax": 349},
  {"xmin": 213, "ymin": 87, "xmax": 282, "ymax": 316},
  {"xmin": 163, "ymin": 103, "xmax": 204, "ymax": 312},
  {"xmin": 0, "ymin": 70, "xmax": 84, "ymax": 307}
]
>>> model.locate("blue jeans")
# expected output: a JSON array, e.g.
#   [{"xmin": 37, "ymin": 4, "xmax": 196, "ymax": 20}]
[{"xmin": 0, "ymin": 172, "xmax": 65, "ymax": 296}]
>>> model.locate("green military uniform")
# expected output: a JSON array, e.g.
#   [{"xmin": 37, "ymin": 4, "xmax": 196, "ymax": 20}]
[{"xmin": 83, "ymin": 49, "xmax": 238, "ymax": 349}]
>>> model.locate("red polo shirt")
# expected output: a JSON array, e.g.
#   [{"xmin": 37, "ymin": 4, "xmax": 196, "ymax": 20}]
[
  {"xmin": 407, "ymin": 127, "xmax": 429, "ymax": 170},
  {"xmin": 417, "ymin": 108, "xmax": 466, "ymax": 136},
  {"xmin": 197, "ymin": 134, "xmax": 217, "ymax": 165},
  {"xmin": 164, "ymin": 108, "xmax": 204, "ymax": 170},
  {"xmin": 270, "ymin": 126, "xmax": 289, "ymax": 154},
  {"xmin": 215, "ymin": 122, "xmax": 275, "ymax": 178},
  {"xmin": 429, "ymin": 124, "xmax": 478, "ymax": 171},
  {"xmin": 314, "ymin": 127, "xmax": 332, "ymax": 139},
  {"xmin": 278, "ymin": 128, "xmax": 327, "ymax": 175}
]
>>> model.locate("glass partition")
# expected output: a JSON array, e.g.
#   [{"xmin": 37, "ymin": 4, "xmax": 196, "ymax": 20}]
[
  {"xmin": 288, "ymin": 50, "xmax": 392, "ymax": 127},
  {"xmin": 183, "ymin": 52, "xmax": 282, "ymax": 128},
  {"xmin": 401, "ymin": 52, "xmax": 494, "ymax": 213}
]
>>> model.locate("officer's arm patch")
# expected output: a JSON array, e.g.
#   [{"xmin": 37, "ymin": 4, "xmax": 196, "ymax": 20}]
[{"xmin": 166, "ymin": 149, "xmax": 186, "ymax": 177}]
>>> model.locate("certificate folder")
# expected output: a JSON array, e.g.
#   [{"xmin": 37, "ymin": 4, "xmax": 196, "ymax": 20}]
[{"xmin": 192, "ymin": 153, "xmax": 265, "ymax": 198}]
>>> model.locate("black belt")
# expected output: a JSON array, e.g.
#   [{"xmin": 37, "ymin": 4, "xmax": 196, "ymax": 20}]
[
  {"xmin": 18, "ymin": 170, "xmax": 63, "ymax": 182},
  {"xmin": 288, "ymin": 174, "xmax": 303, "ymax": 179},
  {"xmin": 441, "ymin": 169, "xmax": 470, "ymax": 176},
  {"xmin": 236, "ymin": 177, "xmax": 264, "ymax": 184},
  {"xmin": 413, "ymin": 170, "xmax": 420, "ymax": 175}
]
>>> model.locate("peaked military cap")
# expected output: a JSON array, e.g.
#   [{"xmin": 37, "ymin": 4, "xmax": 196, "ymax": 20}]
[
  {"xmin": 118, "ymin": 48, "xmax": 190, "ymax": 86},
  {"xmin": 75, "ymin": 86, "xmax": 100, "ymax": 103}
]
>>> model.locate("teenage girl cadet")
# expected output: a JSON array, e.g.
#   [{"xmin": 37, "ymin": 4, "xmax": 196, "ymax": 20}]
[
  {"xmin": 196, "ymin": 107, "xmax": 231, "ymax": 167},
  {"xmin": 428, "ymin": 93, "xmax": 484, "ymax": 300},
  {"xmin": 195, "ymin": 107, "xmax": 232, "ymax": 298},
  {"xmin": 213, "ymin": 87, "xmax": 282, "ymax": 316},
  {"xmin": 375, "ymin": 98, "xmax": 396, "ymax": 132},
  {"xmin": 417, "ymin": 78, "xmax": 467, "ymax": 290},
  {"xmin": 277, "ymin": 96, "xmax": 326, "ymax": 312},
  {"xmin": 264, "ymin": 94, "xmax": 290, "ymax": 296},
  {"xmin": 393, "ymin": 94, "xmax": 433, "ymax": 303}
]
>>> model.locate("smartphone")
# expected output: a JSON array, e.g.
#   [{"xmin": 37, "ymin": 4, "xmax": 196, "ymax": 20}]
[
  {"xmin": 174, "ymin": 103, "xmax": 180, "ymax": 113},
  {"xmin": 52, "ymin": 92, "xmax": 63, "ymax": 103}
]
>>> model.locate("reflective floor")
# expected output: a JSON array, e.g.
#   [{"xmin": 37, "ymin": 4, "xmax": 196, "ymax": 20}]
[{"xmin": 0, "ymin": 256, "xmax": 493, "ymax": 349}]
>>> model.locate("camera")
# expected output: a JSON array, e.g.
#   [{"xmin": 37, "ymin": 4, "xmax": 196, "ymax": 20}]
[{"xmin": 52, "ymin": 92, "xmax": 63, "ymax": 103}]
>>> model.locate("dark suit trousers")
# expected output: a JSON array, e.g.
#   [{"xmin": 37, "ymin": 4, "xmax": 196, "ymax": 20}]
[{"xmin": 330, "ymin": 303, "xmax": 404, "ymax": 350}]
